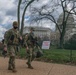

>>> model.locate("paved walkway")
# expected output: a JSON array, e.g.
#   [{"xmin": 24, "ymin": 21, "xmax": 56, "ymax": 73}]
[{"xmin": 0, "ymin": 57, "xmax": 76, "ymax": 75}]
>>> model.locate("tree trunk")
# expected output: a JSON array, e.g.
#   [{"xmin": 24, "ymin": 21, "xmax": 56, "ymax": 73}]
[
  {"xmin": 17, "ymin": 0, "xmax": 22, "ymax": 30},
  {"xmin": 20, "ymin": 0, "xmax": 35, "ymax": 35},
  {"xmin": 59, "ymin": 33, "xmax": 64, "ymax": 48},
  {"xmin": 59, "ymin": 22, "xmax": 66, "ymax": 49}
]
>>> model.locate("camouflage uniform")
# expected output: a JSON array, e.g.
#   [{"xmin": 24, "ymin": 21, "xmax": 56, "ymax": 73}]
[
  {"xmin": 4, "ymin": 21, "xmax": 20, "ymax": 72},
  {"xmin": 26, "ymin": 28, "xmax": 36, "ymax": 69}
]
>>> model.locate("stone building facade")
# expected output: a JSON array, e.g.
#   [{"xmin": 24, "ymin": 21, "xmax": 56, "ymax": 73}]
[{"xmin": 23, "ymin": 26, "xmax": 51, "ymax": 40}]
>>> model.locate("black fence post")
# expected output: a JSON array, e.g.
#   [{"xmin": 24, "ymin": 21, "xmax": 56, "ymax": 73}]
[{"xmin": 70, "ymin": 49, "xmax": 72, "ymax": 62}]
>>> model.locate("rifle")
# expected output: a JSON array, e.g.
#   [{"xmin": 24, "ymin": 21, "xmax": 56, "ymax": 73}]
[
  {"xmin": 32, "ymin": 38, "xmax": 43, "ymax": 58},
  {"xmin": 8, "ymin": 35, "xmax": 22, "ymax": 45},
  {"xmin": 7, "ymin": 35, "xmax": 14, "ymax": 45}
]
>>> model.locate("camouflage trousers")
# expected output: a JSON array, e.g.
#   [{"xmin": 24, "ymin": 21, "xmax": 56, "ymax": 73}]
[
  {"xmin": 27, "ymin": 46, "xmax": 36, "ymax": 66},
  {"xmin": 8, "ymin": 56, "xmax": 15, "ymax": 69},
  {"xmin": 7, "ymin": 45, "xmax": 17, "ymax": 70}
]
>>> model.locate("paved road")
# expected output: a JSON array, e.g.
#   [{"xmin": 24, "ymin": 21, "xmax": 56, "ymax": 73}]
[{"xmin": 0, "ymin": 57, "xmax": 76, "ymax": 75}]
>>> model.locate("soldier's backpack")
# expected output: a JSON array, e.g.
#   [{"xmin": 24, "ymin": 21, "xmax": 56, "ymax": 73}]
[
  {"xmin": 35, "ymin": 46, "xmax": 43, "ymax": 58},
  {"xmin": 36, "ymin": 49, "xmax": 43, "ymax": 58}
]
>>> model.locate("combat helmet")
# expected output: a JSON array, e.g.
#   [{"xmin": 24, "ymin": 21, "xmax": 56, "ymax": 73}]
[
  {"xmin": 30, "ymin": 27, "xmax": 34, "ymax": 31},
  {"xmin": 13, "ymin": 21, "xmax": 18, "ymax": 27}
]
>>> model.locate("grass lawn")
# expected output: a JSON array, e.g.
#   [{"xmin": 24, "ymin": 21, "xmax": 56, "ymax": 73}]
[
  {"xmin": 41, "ymin": 49, "xmax": 76, "ymax": 63},
  {"xmin": 18, "ymin": 46, "xmax": 76, "ymax": 64}
]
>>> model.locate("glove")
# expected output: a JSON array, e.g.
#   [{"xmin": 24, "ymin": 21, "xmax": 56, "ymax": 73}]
[{"xmin": 2, "ymin": 45, "xmax": 7, "ymax": 58}]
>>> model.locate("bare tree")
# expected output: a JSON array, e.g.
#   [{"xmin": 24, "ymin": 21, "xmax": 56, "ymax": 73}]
[
  {"xmin": 17, "ymin": 0, "xmax": 22, "ymax": 30},
  {"xmin": 30, "ymin": 0, "xmax": 76, "ymax": 48},
  {"xmin": 17, "ymin": 0, "xmax": 36, "ymax": 35},
  {"xmin": 20, "ymin": 0, "xmax": 35, "ymax": 35}
]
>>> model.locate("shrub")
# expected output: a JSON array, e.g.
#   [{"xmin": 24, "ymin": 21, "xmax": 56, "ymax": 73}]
[{"xmin": 64, "ymin": 34, "xmax": 76, "ymax": 50}]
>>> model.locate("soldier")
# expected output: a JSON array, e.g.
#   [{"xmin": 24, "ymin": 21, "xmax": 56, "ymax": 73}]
[
  {"xmin": 26, "ymin": 27, "xmax": 36, "ymax": 69},
  {"xmin": 4, "ymin": 21, "xmax": 22, "ymax": 73}
]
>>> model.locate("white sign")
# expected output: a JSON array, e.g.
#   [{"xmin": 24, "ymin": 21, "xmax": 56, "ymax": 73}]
[{"xmin": 42, "ymin": 41, "xmax": 50, "ymax": 49}]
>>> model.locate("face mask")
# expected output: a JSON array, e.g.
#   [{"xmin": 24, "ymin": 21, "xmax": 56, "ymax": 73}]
[{"xmin": 14, "ymin": 27, "xmax": 18, "ymax": 29}]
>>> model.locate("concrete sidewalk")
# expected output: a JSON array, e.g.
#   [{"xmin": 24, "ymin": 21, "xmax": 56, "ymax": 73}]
[{"xmin": 0, "ymin": 57, "xmax": 76, "ymax": 75}]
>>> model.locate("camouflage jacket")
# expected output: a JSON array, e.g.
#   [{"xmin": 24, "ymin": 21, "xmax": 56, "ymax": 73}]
[
  {"xmin": 4, "ymin": 28, "xmax": 20, "ymax": 46},
  {"xmin": 25, "ymin": 32, "xmax": 35, "ymax": 47}
]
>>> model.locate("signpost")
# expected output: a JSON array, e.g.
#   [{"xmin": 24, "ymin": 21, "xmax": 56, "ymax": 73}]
[{"xmin": 42, "ymin": 41, "xmax": 50, "ymax": 49}]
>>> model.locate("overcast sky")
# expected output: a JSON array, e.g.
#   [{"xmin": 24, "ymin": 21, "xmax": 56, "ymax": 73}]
[
  {"xmin": 0, "ymin": 0, "xmax": 73, "ymax": 41},
  {"xmin": 0, "ymin": 0, "xmax": 55, "ymax": 41},
  {"xmin": 0, "ymin": 0, "xmax": 17, "ymax": 40}
]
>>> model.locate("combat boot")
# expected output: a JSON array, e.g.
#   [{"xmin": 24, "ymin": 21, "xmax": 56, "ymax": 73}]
[
  {"xmin": 26, "ymin": 62, "xmax": 29, "ymax": 65},
  {"xmin": 8, "ymin": 65, "xmax": 12, "ymax": 70},
  {"xmin": 12, "ymin": 69, "xmax": 17, "ymax": 73},
  {"xmin": 28, "ymin": 65, "xmax": 34, "ymax": 69},
  {"xmin": 8, "ymin": 67, "xmax": 12, "ymax": 70},
  {"xmin": 26, "ymin": 62, "xmax": 33, "ymax": 69}
]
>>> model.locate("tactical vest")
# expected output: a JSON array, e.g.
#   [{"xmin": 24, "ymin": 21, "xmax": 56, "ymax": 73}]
[
  {"xmin": 4, "ymin": 29, "xmax": 20, "ymax": 45},
  {"xmin": 27, "ymin": 32, "xmax": 35, "ymax": 46}
]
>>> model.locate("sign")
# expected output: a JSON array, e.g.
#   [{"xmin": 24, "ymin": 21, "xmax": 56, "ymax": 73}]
[{"xmin": 42, "ymin": 41, "xmax": 50, "ymax": 49}]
